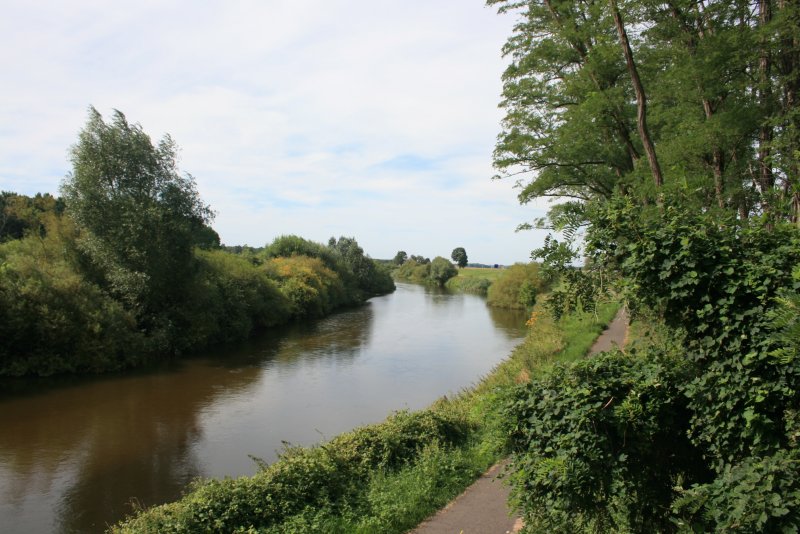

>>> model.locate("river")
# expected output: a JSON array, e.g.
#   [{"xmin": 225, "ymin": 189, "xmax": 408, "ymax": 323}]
[{"xmin": 0, "ymin": 282, "xmax": 527, "ymax": 533}]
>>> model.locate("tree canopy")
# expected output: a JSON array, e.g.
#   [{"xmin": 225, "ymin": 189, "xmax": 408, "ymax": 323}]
[
  {"xmin": 61, "ymin": 107, "xmax": 213, "ymax": 320},
  {"xmin": 489, "ymin": 0, "xmax": 799, "ymax": 224},
  {"xmin": 450, "ymin": 247, "xmax": 468, "ymax": 268}
]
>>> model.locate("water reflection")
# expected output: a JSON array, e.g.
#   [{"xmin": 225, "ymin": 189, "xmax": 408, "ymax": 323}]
[{"xmin": 0, "ymin": 283, "xmax": 524, "ymax": 533}]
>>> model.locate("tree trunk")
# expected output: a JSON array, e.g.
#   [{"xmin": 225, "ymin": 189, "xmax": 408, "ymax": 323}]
[
  {"xmin": 777, "ymin": 0, "xmax": 799, "ymax": 224},
  {"xmin": 609, "ymin": 0, "xmax": 664, "ymax": 189},
  {"xmin": 543, "ymin": 0, "xmax": 641, "ymax": 172},
  {"xmin": 758, "ymin": 0, "xmax": 775, "ymax": 220}
]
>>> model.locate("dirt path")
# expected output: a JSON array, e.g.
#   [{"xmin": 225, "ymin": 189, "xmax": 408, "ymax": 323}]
[{"xmin": 410, "ymin": 307, "xmax": 629, "ymax": 534}]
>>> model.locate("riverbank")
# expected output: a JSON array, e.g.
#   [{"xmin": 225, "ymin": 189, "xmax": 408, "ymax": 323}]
[
  {"xmin": 112, "ymin": 301, "xmax": 620, "ymax": 533},
  {"xmin": 0, "ymin": 234, "xmax": 394, "ymax": 377}
]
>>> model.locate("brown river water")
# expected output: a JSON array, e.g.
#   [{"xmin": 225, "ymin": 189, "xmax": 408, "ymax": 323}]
[{"xmin": 0, "ymin": 282, "xmax": 527, "ymax": 533}]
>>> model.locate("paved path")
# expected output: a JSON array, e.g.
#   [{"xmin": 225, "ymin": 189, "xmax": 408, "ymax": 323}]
[
  {"xmin": 588, "ymin": 307, "xmax": 629, "ymax": 356},
  {"xmin": 410, "ymin": 461, "xmax": 521, "ymax": 534},
  {"xmin": 410, "ymin": 307, "xmax": 629, "ymax": 534}
]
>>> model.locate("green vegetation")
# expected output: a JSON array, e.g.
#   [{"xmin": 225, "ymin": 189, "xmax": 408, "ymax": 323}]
[
  {"xmin": 0, "ymin": 191, "xmax": 64, "ymax": 242},
  {"xmin": 444, "ymin": 267, "xmax": 502, "ymax": 295},
  {"xmin": 486, "ymin": 263, "xmax": 549, "ymax": 309},
  {"xmin": 429, "ymin": 256, "xmax": 458, "ymax": 286},
  {"xmin": 0, "ymin": 109, "xmax": 393, "ymax": 377},
  {"xmin": 450, "ymin": 247, "xmax": 468, "ymax": 269},
  {"xmin": 112, "ymin": 301, "xmax": 620, "ymax": 533},
  {"xmin": 392, "ymin": 250, "xmax": 408, "ymax": 265},
  {"xmin": 393, "ymin": 255, "xmax": 457, "ymax": 287},
  {"xmin": 489, "ymin": 0, "xmax": 800, "ymax": 531}
]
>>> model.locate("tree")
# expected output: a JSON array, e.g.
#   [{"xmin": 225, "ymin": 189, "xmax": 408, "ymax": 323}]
[
  {"xmin": 450, "ymin": 247, "xmax": 468, "ymax": 268},
  {"xmin": 488, "ymin": 0, "xmax": 797, "ymax": 222},
  {"xmin": 488, "ymin": 2, "xmax": 800, "ymax": 529},
  {"xmin": 61, "ymin": 107, "xmax": 213, "ymax": 323},
  {"xmin": 429, "ymin": 256, "xmax": 457, "ymax": 286},
  {"xmin": 328, "ymin": 236, "xmax": 394, "ymax": 296},
  {"xmin": 393, "ymin": 250, "xmax": 408, "ymax": 265}
]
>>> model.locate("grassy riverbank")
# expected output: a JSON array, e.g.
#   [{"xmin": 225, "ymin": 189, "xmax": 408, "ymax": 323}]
[{"xmin": 112, "ymin": 301, "xmax": 619, "ymax": 533}]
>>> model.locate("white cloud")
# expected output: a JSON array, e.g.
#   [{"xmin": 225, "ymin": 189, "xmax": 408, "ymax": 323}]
[{"xmin": 0, "ymin": 0, "xmax": 553, "ymax": 264}]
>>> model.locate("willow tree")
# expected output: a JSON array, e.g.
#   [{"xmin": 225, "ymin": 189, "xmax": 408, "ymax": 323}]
[{"xmin": 62, "ymin": 108, "xmax": 213, "ymax": 325}]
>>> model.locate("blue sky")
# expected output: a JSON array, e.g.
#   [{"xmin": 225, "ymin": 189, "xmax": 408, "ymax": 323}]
[{"xmin": 0, "ymin": 0, "xmax": 552, "ymax": 264}]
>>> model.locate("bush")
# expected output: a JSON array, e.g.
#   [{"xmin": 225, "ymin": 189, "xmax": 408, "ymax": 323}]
[
  {"xmin": 506, "ymin": 350, "xmax": 706, "ymax": 533},
  {"xmin": 487, "ymin": 263, "xmax": 548, "ymax": 309},
  {"xmin": 429, "ymin": 256, "xmax": 457, "ymax": 287},
  {"xmin": 394, "ymin": 257, "xmax": 456, "ymax": 287},
  {"xmin": 264, "ymin": 235, "xmax": 394, "ymax": 303},
  {"xmin": 393, "ymin": 260, "xmax": 431, "ymax": 282},
  {"xmin": 173, "ymin": 249, "xmax": 290, "ymax": 349},
  {"xmin": 445, "ymin": 276, "xmax": 493, "ymax": 295},
  {"xmin": 263, "ymin": 255, "xmax": 348, "ymax": 318},
  {"xmin": 0, "ymin": 229, "xmax": 144, "ymax": 376}
]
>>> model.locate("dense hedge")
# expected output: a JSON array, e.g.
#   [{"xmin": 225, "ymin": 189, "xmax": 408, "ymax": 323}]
[{"xmin": 393, "ymin": 256, "xmax": 457, "ymax": 287}]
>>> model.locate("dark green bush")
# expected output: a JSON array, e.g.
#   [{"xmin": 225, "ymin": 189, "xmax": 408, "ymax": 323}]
[
  {"xmin": 445, "ymin": 276, "xmax": 493, "ymax": 295},
  {"xmin": 507, "ymin": 350, "xmax": 706, "ymax": 533},
  {"xmin": 429, "ymin": 256, "xmax": 457, "ymax": 287},
  {"xmin": 393, "ymin": 259, "xmax": 431, "ymax": 282},
  {"xmin": 174, "ymin": 249, "xmax": 290, "ymax": 349}
]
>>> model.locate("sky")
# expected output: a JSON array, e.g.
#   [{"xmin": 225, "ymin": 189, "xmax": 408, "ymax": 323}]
[{"xmin": 0, "ymin": 0, "xmax": 553, "ymax": 265}]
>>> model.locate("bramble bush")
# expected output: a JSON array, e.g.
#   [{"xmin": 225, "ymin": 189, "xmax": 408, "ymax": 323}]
[{"xmin": 506, "ymin": 350, "xmax": 706, "ymax": 532}]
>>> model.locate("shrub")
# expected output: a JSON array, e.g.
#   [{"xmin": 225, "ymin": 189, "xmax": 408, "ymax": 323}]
[
  {"xmin": 487, "ymin": 263, "xmax": 548, "ymax": 309},
  {"xmin": 174, "ymin": 249, "xmax": 290, "ymax": 349},
  {"xmin": 263, "ymin": 256, "xmax": 347, "ymax": 318},
  {"xmin": 0, "ymin": 229, "xmax": 143, "ymax": 376},
  {"xmin": 264, "ymin": 235, "xmax": 394, "ymax": 302},
  {"xmin": 429, "ymin": 257, "xmax": 457, "ymax": 287},
  {"xmin": 445, "ymin": 276, "xmax": 493, "ymax": 295},
  {"xmin": 393, "ymin": 260, "xmax": 431, "ymax": 282},
  {"xmin": 506, "ymin": 350, "xmax": 705, "ymax": 532}
]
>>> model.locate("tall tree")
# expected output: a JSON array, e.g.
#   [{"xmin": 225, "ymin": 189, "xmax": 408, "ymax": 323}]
[
  {"xmin": 609, "ymin": 0, "xmax": 663, "ymax": 189},
  {"xmin": 489, "ymin": 0, "xmax": 796, "ymax": 221},
  {"xmin": 61, "ymin": 107, "xmax": 213, "ymax": 322}
]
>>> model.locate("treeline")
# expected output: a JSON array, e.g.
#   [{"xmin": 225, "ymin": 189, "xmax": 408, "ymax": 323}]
[
  {"xmin": 490, "ymin": 0, "xmax": 800, "ymax": 531},
  {"xmin": 0, "ymin": 109, "xmax": 393, "ymax": 377}
]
